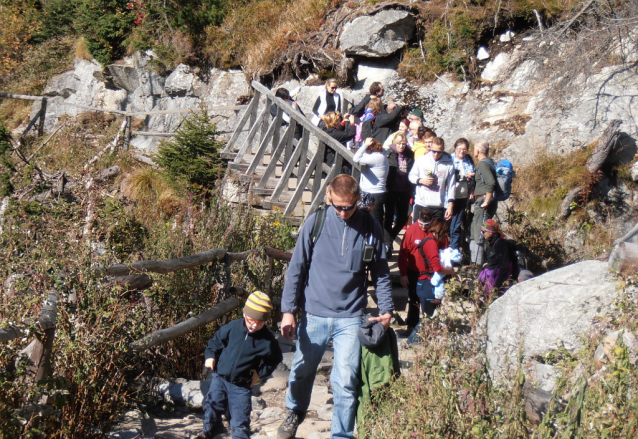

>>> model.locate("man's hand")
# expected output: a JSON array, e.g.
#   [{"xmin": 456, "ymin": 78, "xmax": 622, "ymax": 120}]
[
  {"xmin": 204, "ymin": 358, "xmax": 216, "ymax": 370},
  {"xmin": 445, "ymin": 205, "xmax": 453, "ymax": 221},
  {"xmin": 250, "ymin": 370, "xmax": 260, "ymax": 388},
  {"xmin": 420, "ymin": 177, "xmax": 434, "ymax": 186},
  {"xmin": 369, "ymin": 313, "xmax": 393, "ymax": 330},
  {"xmin": 480, "ymin": 201, "xmax": 488, "ymax": 209},
  {"xmin": 281, "ymin": 313, "xmax": 297, "ymax": 341},
  {"xmin": 400, "ymin": 275, "xmax": 409, "ymax": 289}
]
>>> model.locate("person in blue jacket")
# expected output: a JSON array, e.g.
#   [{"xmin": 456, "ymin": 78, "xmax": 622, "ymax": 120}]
[
  {"xmin": 196, "ymin": 291, "xmax": 282, "ymax": 439},
  {"xmin": 277, "ymin": 174, "xmax": 394, "ymax": 439}
]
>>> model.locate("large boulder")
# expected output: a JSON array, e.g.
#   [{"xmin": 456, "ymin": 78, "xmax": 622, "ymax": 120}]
[
  {"xmin": 484, "ymin": 260, "xmax": 621, "ymax": 390},
  {"xmin": 339, "ymin": 10, "xmax": 416, "ymax": 58}
]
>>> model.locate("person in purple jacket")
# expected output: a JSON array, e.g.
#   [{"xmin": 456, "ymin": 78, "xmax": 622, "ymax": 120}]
[{"xmin": 277, "ymin": 174, "xmax": 394, "ymax": 439}]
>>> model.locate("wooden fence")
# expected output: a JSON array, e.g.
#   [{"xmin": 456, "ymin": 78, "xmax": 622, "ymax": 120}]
[
  {"xmin": 0, "ymin": 92, "xmax": 247, "ymax": 148},
  {"xmin": 0, "ymin": 245, "xmax": 292, "ymax": 384}
]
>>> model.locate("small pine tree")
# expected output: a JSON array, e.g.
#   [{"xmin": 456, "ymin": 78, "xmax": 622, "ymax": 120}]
[
  {"xmin": 0, "ymin": 123, "xmax": 16, "ymax": 197},
  {"xmin": 154, "ymin": 107, "xmax": 225, "ymax": 190}
]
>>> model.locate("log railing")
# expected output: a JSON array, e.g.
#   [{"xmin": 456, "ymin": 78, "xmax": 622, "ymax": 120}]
[
  {"xmin": 222, "ymin": 81, "xmax": 360, "ymax": 219},
  {"xmin": 0, "ymin": 92, "xmax": 247, "ymax": 144}
]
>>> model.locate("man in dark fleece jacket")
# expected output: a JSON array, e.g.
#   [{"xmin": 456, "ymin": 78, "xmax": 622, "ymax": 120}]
[
  {"xmin": 197, "ymin": 291, "xmax": 282, "ymax": 439},
  {"xmin": 277, "ymin": 174, "xmax": 394, "ymax": 439}
]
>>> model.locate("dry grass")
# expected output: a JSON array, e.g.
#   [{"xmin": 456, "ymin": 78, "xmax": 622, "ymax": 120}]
[
  {"xmin": 512, "ymin": 146, "xmax": 592, "ymax": 215},
  {"xmin": 205, "ymin": 0, "xmax": 336, "ymax": 75},
  {"xmin": 0, "ymin": 36, "xmax": 76, "ymax": 129}
]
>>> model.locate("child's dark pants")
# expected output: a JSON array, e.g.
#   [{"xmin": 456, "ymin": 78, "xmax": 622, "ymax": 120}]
[{"xmin": 203, "ymin": 373, "xmax": 252, "ymax": 438}]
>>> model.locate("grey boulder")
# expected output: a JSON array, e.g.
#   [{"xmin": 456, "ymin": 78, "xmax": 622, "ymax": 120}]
[
  {"xmin": 339, "ymin": 10, "xmax": 416, "ymax": 57},
  {"xmin": 484, "ymin": 260, "xmax": 621, "ymax": 390}
]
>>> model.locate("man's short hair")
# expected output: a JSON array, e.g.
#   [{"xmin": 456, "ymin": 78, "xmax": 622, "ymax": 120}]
[
  {"xmin": 369, "ymin": 82, "xmax": 383, "ymax": 96},
  {"xmin": 418, "ymin": 209, "xmax": 434, "ymax": 223},
  {"xmin": 327, "ymin": 174, "xmax": 360, "ymax": 200},
  {"xmin": 432, "ymin": 137, "xmax": 445, "ymax": 149},
  {"xmin": 423, "ymin": 127, "xmax": 436, "ymax": 139},
  {"xmin": 409, "ymin": 121, "xmax": 423, "ymax": 131},
  {"xmin": 275, "ymin": 88, "xmax": 291, "ymax": 101},
  {"xmin": 475, "ymin": 140, "xmax": 490, "ymax": 155}
]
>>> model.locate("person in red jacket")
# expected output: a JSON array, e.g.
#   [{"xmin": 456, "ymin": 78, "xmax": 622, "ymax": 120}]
[{"xmin": 399, "ymin": 211, "xmax": 455, "ymax": 330}]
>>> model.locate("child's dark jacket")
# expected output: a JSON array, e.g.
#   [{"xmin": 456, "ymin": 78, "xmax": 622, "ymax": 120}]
[{"xmin": 205, "ymin": 318, "xmax": 283, "ymax": 387}]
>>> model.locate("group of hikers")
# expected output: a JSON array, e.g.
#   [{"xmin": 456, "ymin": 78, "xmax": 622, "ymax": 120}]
[{"xmin": 195, "ymin": 80, "xmax": 532, "ymax": 439}]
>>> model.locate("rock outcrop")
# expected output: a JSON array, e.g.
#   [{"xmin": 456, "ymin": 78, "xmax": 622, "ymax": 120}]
[
  {"xmin": 36, "ymin": 52, "xmax": 250, "ymax": 153},
  {"xmin": 339, "ymin": 10, "xmax": 416, "ymax": 57},
  {"xmin": 484, "ymin": 260, "xmax": 622, "ymax": 391}
]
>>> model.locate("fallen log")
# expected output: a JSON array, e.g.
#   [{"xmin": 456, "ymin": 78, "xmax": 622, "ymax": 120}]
[
  {"xmin": 130, "ymin": 297, "xmax": 240, "ymax": 351},
  {"xmin": 560, "ymin": 120, "xmax": 622, "ymax": 218},
  {"xmin": 586, "ymin": 120, "xmax": 622, "ymax": 173}
]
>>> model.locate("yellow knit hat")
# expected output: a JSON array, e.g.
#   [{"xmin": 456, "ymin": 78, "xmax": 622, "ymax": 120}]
[{"xmin": 243, "ymin": 291, "xmax": 273, "ymax": 321}]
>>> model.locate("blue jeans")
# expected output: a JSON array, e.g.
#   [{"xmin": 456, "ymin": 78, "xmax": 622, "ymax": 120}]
[
  {"xmin": 286, "ymin": 313, "xmax": 363, "ymax": 439},
  {"xmin": 416, "ymin": 278, "xmax": 437, "ymax": 318},
  {"xmin": 203, "ymin": 373, "xmax": 251, "ymax": 439},
  {"xmin": 449, "ymin": 197, "xmax": 468, "ymax": 250},
  {"xmin": 407, "ymin": 279, "xmax": 438, "ymax": 344}
]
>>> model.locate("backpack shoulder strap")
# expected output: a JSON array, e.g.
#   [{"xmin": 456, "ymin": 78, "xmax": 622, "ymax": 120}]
[
  {"xmin": 310, "ymin": 205, "xmax": 327, "ymax": 246},
  {"xmin": 417, "ymin": 237, "xmax": 434, "ymax": 276}
]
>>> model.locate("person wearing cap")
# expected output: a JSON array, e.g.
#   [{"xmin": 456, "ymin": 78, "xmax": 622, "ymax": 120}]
[
  {"xmin": 197, "ymin": 291, "xmax": 283, "ymax": 439},
  {"xmin": 477, "ymin": 219, "xmax": 516, "ymax": 299},
  {"xmin": 278, "ymin": 174, "xmax": 393, "ymax": 439},
  {"xmin": 407, "ymin": 108, "xmax": 424, "ymax": 124}
]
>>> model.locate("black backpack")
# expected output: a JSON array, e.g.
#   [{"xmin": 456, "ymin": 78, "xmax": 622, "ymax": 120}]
[{"xmin": 501, "ymin": 237, "xmax": 528, "ymax": 280}]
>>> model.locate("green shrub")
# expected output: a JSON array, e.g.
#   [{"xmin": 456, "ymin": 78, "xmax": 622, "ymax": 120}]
[
  {"xmin": 73, "ymin": 0, "xmax": 136, "ymax": 65},
  {"xmin": 154, "ymin": 108, "xmax": 226, "ymax": 191},
  {"xmin": 0, "ymin": 123, "xmax": 15, "ymax": 197}
]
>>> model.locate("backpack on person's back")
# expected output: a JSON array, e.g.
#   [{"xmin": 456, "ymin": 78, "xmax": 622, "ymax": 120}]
[
  {"xmin": 493, "ymin": 159, "xmax": 515, "ymax": 201},
  {"xmin": 480, "ymin": 158, "xmax": 515, "ymax": 201}
]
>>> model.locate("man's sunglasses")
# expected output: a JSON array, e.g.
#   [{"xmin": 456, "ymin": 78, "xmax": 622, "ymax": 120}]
[{"xmin": 332, "ymin": 202, "xmax": 357, "ymax": 212}]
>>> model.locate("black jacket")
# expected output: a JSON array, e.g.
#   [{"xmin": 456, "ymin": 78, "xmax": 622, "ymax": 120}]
[
  {"xmin": 205, "ymin": 318, "xmax": 283, "ymax": 386},
  {"xmin": 323, "ymin": 122, "xmax": 356, "ymax": 146},
  {"xmin": 361, "ymin": 106, "xmax": 403, "ymax": 144},
  {"xmin": 351, "ymin": 94, "xmax": 372, "ymax": 117},
  {"xmin": 485, "ymin": 235, "xmax": 511, "ymax": 289},
  {"xmin": 270, "ymin": 103, "xmax": 305, "ymax": 140},
  {"xmin": 386, "ymin": 146, "xmax": 415, "ymax": 192}
]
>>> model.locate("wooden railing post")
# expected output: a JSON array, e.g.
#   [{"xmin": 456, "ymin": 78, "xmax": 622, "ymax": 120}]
[{"xmin": 37, "ymin": 98, "xmax": 47, "ymax": 137}]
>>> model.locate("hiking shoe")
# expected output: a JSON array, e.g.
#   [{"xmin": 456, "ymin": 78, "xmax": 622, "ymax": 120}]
[{"xmin": 277, "ymin": 410, "xmax": 304, "ymax": 439}]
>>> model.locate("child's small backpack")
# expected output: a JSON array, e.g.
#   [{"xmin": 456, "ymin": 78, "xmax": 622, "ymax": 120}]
[{"xmin": 493, "ymin": 159, "xmax": 515, "ymax": 201}]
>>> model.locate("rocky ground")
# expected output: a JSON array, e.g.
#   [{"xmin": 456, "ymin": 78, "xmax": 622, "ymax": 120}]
[{"xmin": 107, "ymin": 235, "xmax": 432, "ymax": 439}]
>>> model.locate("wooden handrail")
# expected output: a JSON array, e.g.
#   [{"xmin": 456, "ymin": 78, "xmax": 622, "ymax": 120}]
[
  {"xmin": 100, "ymin": 246, "xmax": 292, "ymax": 276},
  {"xmin": 130, "ymin": 297, "xmax": 241, "ymax": 351}
]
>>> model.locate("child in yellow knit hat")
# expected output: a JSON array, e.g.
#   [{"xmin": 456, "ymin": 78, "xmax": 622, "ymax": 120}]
[{"xmin": 196, "ymin": 291, "xmax": 283, "ymax": 439}]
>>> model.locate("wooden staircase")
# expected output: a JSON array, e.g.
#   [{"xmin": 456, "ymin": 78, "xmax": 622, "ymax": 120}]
[{"xmin": 221, "ymin": 81, "xmax": 360, "ymax": 224}]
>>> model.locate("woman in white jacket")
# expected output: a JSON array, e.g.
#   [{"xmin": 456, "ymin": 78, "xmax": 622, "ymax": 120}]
[
  {"xmin": 353, "ymin": 137, "xmax": 389, "ymax": 226},
  {"xmin": 311, "ymin": 79, "xmax": 341, "ymax": 126}
]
